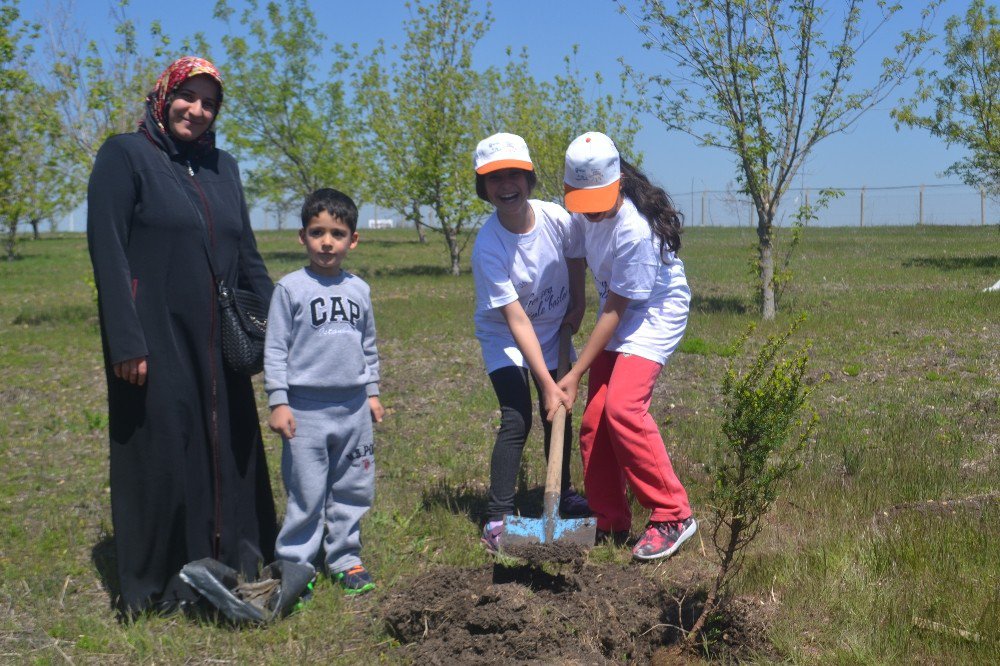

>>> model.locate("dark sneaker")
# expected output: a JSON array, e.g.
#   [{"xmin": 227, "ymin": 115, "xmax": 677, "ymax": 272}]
[
  {"xmin": 595, "ymin": 529, "xmax": 630, "ymax": 547},
  {"xmin": 559, "ymin": 489, "xmax": 593, "ymax": 518},
  {"xmin": 481, "ymin": 520, "xmax": 504, "ymax": 554},
  {"xmin": 632, "ymin": 517, "xmax": 697, "ymax": 561},
  {"xmin": 334, "ymin": 564, "xmax": 375, "ymax": 595}
]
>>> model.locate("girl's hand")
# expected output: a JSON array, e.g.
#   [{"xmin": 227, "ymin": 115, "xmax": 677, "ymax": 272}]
[
  {"xmin": 369, "ymin": 396, "xmax": 385, "ymax": 423},
  {"xmin": 268, "ymin": 405, "xmax": 296, "ymax": 439},
  {"xmin": 541, "ymin": 381, "xmax": 572, "ymax": 422},
  {"xmin": 113, "ymin": 356, "xmax": 148, "ymax": 386},
  {"xmin": 556, "ymin": 371, "xmax": 581, "ymax": 415}
]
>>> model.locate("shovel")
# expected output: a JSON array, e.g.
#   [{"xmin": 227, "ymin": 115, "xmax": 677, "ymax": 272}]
[{"xmin": 503, "ymin": 324, "xmax": 597, "ymax": 548}]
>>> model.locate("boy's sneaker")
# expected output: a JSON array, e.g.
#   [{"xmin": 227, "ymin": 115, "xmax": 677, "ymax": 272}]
[
  {"xmin": 481, "ymin": 519, "xmax": 504, "ymax": 554},
  {"xmin": 559, "ymin": 489, "xmax": 592, "ymax": 518},
  {"xmin": 293, "ymin": 579, "xmax": 315, "ymax": 612},
  {"xmin": 334, "ymin": 564, "xmax": 375, "ymax": 595},
  {"xmin": 632, "ymin": 517, "xmax": 697, "ymax": 561},
  {"xmin": 595, "ymin": 528, "xmax": 630, "ymax": 547}
]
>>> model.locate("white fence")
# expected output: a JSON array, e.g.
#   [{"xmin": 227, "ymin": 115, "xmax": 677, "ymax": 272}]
[{"xmin": 677, "ymin": 184, "xmax": 999, "ymax": 227}]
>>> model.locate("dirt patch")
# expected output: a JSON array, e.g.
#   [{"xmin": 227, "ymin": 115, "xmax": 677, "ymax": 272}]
[{"xmin": 382, "ymin": 560, "xmax": 776, "ymax": 664}]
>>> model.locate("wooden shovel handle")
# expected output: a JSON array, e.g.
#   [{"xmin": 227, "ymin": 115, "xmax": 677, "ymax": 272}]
[{"xmin": 543, "ymin": 324, "xmax": 573, "ymax": 500}]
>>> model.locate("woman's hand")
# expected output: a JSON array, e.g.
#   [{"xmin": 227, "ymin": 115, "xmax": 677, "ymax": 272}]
[
  {"xmin": 268, "ymin": 404, "xmax": 296, "ymax": 439},
  {"xmin": 369, "ymin": 396, "xmax": 385, "ymax": 423},
  {"xmin": 113, "ymin": 357, "xmax": 148, "ymax": 386}
]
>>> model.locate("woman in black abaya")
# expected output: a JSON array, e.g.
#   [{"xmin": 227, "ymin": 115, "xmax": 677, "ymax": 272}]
[{"xmin": 87, "ymin": 56, "xmax": 278, "ymax": 617}]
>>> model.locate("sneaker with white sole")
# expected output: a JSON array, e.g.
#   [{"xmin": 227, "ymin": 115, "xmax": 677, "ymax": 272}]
[
  {"xmin": 632, "ymin": 517, "xmax": 697, "ymax": 561},
  {"xmin": 481, "ymin": 519, "xmax": 504, "ymax": 554}
]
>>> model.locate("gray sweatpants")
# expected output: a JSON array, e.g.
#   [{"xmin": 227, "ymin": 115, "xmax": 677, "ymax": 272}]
[{"xmin": 275, "ymin": 389, "xmax": 374, "ymax": 574}]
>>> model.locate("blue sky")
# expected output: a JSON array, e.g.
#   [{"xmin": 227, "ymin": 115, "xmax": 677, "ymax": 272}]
[{"xmin": 43, "ymin": 0, "xmax": 979, "ymax": 227}]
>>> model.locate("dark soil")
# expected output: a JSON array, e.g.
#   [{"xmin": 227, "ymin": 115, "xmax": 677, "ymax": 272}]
[{"xmin": 382, "ymin": 558, "xmax": 776, "ymax": 664}]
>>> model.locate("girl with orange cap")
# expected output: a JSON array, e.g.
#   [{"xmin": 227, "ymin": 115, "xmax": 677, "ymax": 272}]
[
  {"xmin": 470, "ymin": 132, "xmax": 591, "ymax": 552},
  {"xmin": 558, "ymin": 132, "xmax": 696, "ymax": 560}
]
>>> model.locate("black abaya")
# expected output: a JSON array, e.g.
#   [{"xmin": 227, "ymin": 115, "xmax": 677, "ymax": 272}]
[{"xmin": 87, "ymin": 127, "xmax": 278, "ymax": 616}]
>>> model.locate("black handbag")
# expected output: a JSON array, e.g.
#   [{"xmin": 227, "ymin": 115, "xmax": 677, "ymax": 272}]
[{"xmin": 217, "ymin": 280, "xmax": 268, "ymax": 375}]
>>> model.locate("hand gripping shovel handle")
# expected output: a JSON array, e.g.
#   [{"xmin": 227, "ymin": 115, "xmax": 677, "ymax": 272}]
[{"xmin": 541, "ymin": 324, "xmax": 573, "ymax": 539}]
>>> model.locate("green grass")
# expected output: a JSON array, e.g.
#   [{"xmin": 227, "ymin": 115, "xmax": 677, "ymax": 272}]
[{"xmin": 1, "ymin": 225, "xmax": 998, "ymax": 662}]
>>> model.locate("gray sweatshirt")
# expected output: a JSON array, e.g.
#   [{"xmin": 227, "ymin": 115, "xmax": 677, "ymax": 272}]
[{"xmin": 264, "ymin": 267, "xmax": 380, "ymax": 407}]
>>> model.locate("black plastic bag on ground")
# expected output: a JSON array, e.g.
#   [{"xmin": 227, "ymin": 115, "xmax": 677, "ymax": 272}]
[{"xmin": 180, "ymin": 558, "xmax": 315, "ymax": 624}]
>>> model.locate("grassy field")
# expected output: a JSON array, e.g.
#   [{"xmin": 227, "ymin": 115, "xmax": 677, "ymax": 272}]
[{"xmin": 1, "ymin": 225, "xmax": 997, "ymax": 663}]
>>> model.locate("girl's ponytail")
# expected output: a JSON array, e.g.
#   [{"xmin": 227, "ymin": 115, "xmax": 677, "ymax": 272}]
[{"xmin": 619, "ymin": 159, "xmax": 683, "ymax": 258}]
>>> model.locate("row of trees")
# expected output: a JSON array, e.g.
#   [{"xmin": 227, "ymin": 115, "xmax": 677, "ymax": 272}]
[
  {"xmin": 0, "ymin": 0, "xmax": 638, "ymax": 276},
  {"xmin": 2, "ymin": 0, "xmax": 997, "ymax": 316}
]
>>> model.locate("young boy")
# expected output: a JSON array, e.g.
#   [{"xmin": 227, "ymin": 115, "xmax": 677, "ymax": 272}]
[{"xmin": 264, "ymin": 188, "xmax": 384, "ymax": 595}]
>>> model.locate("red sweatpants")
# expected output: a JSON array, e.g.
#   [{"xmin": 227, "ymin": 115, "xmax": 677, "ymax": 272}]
[{"xmin": 579, "ymin": 350, "xmax": 691, "ymax": 532}]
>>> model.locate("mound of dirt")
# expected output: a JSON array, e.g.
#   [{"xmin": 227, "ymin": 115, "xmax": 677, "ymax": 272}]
[{"xmin": 382, "ymin": 559, "xmax": 775, "ymax": 664}]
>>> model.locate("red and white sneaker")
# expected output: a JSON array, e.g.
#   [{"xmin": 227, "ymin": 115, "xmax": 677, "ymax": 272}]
[{"xmin": 632, "ymin": 517, "xmax": 697, "ymax": 561}]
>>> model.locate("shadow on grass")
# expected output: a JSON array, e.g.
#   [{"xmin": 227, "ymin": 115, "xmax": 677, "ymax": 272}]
[
  {"xmin": 691, "ymin": 294, "xmax": 749, "ymax": 315},
  {"xmin": 903, "ymin": 255, "xmax": 1000, "ymax": 271},
  {"xmin": 422, "ymin": 480, "xmax": 489, "ymax": 525},
  {"xmin": 356, "ymin": 238, "xmax": 431, "ymax": 248},
  {"xmin": 421, "ymin": 478, "xmax": 552, "ymax": 526},
  {"xmin": 367, "ymin": 265, "xmax": 454, "ymax": 278},
  {"xmin": 91, "ymin": 533, "xmax": 120, "ymax": 612},
  {"xmin": 13, "ymin": 304, "xmax": 96, "ymax": 326}
]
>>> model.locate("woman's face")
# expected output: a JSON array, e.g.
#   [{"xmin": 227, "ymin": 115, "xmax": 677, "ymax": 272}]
[{"xmin": 167, "ymin": 75, "xmax": 220, "ymax": 142}]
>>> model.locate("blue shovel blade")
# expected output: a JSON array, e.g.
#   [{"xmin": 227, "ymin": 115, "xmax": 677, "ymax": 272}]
[{"xmin": 503, "ymin": 515, "xmax": 596, "ymax": 547}]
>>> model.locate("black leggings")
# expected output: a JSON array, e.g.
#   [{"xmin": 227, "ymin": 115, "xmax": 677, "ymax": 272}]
[{"xmin": 486, "ymin": 365, "xmax": 574, "ymax": 521}]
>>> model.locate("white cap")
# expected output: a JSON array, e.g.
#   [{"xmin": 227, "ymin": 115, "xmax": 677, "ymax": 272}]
[
  {"xmin": 563, "ymin": 131, "xmax": 621, "ymax": 213},
  {"xmin": 474, "ymin": 132, "xmax": 534, "ymax": 174}
]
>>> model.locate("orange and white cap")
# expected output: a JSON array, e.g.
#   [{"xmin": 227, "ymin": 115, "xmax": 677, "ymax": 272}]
[
  {"xmin": 563, "ymin": 132, "xmax": 621, "ymax": 213},
  {"xmin": 474, "ymin": 133, "xmax": 534, "ymax": 174}
]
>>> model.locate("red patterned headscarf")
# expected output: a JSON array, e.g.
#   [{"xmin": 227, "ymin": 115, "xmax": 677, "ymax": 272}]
[{"xmin": 142, "ymin": 56, "xmax": 224, "ymax": 150}]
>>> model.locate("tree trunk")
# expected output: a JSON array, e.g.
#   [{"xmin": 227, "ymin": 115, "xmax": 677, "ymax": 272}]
[
  {"xmin": 757, "ymin": 221, "xmax": 776, "ymax": 320},
  {"xmin": 5, "ymin": 221, "xmax": 17, "ymax": 261},
  {"xmin": 444, "ymin": 227, "xmax": 461, "ymax": 276},
  {"xmin": 415, "ymin": 219, "xmax": 427, "ymax": 243},
  {"xmin": 30, "ymin": 219, "xmax": 40, "ymax": 240},
  {"xmin": 685, "ymin": 518, "xmax": 742, "ymax": 648}
]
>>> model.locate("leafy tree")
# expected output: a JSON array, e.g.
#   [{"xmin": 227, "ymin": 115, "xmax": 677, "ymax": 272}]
[
  {"xmin": 356, "ymin": 0, "xmax": 490, "ymax": 276},
  {"xmin": 893, "ymin": 0, "xmax": 1000, "ymax": 195},
  {"xmin": 484, "ymin": 47, "xmax": 643, "ymax": 203},
  {"xmin": 213, "ymin": 0, "xmax": 364, "ymax": 223},
  {"xmin": 0, "ymin": 0, "xmax": 75, "ymax": 259},
  {"xmin": 44, "ymin": 0, "xmax": 171, "ymax": 180},
  {"xmin": 618, "ymin": 0, "xmax": 936, "ymax": 320}
]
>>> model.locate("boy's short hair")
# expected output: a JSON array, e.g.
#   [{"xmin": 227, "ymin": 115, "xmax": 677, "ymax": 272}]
[
  {"xmin": 475, "ymin": 169, "xmax": 537, "ymax": 202},
  {"xmin": 301, "ymin": 188, "xmax": 359, "ymax": 232}
]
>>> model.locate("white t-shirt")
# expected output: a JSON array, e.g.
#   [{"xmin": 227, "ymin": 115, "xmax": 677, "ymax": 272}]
[
  {"xmin": 472, "ymin": 199, "xmax": 584, "ymax": 373},
  {"xmin": 574, "ymin": 196, "xmax": 691, "ymax": 365}
]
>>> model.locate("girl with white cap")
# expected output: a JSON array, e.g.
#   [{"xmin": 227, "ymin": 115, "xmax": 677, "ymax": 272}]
[
  {"xmin": 558, "ymin": 131, "xmax": 696, "ymax": 560},
  {"xmin": 470, "ymin": 132, "xmax": 591, "ymax": 553}
]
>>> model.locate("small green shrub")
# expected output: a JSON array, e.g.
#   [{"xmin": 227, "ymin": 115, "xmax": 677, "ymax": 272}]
[{"xmin": 688, "ymin": 314, "xmax": 821, "ymax": 646}]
